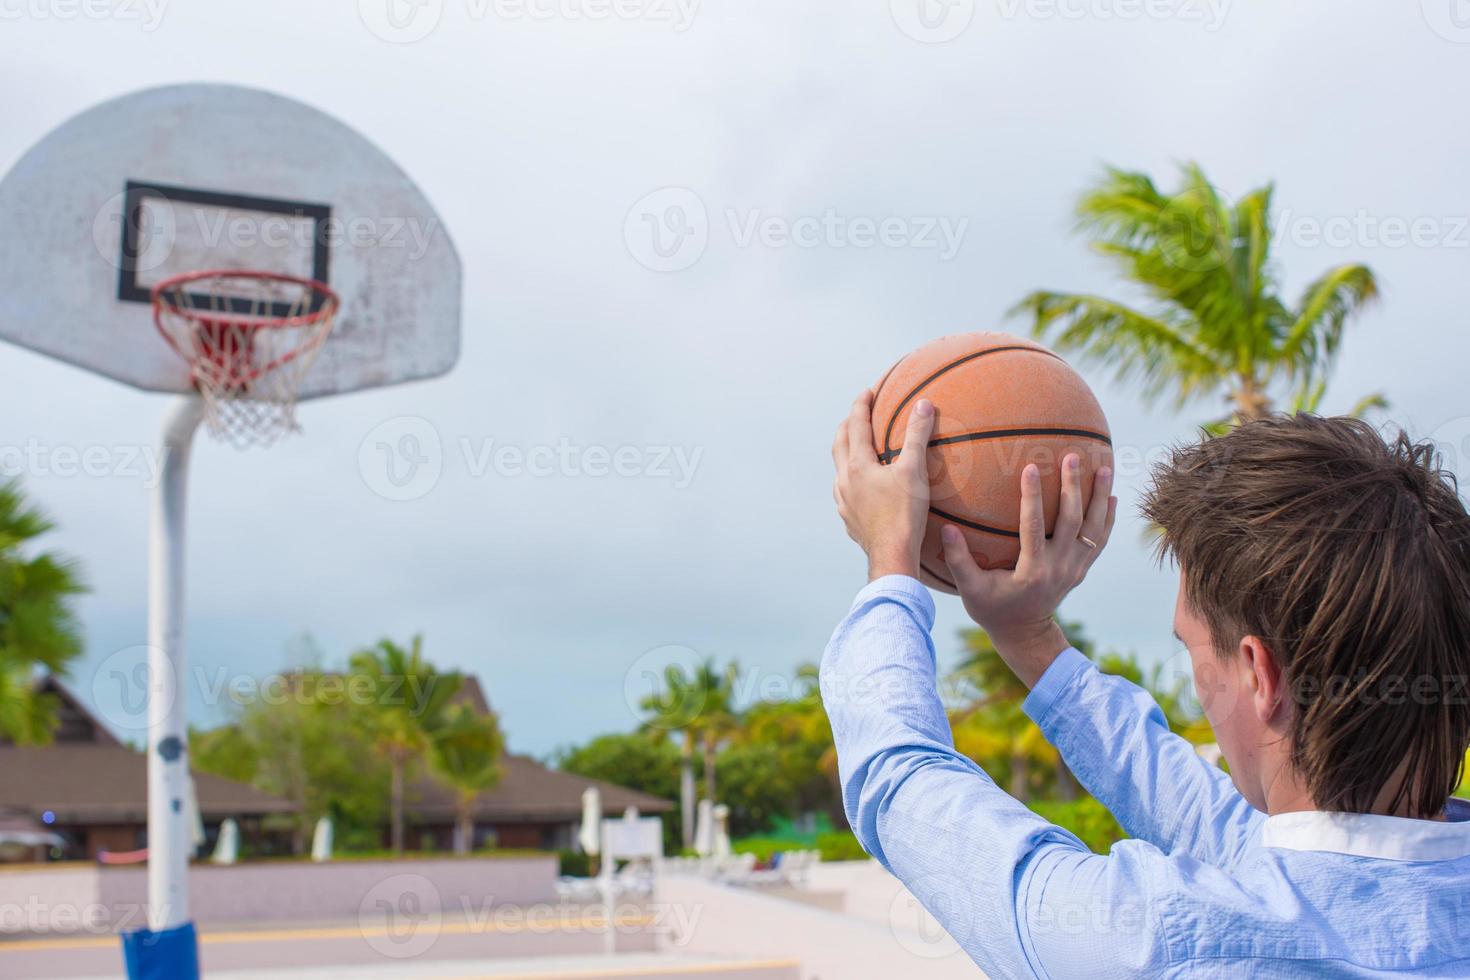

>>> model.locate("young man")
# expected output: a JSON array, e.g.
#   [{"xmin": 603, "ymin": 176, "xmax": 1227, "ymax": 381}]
[{"xmin": 823, "ymin": 393, "xmax": 1470, "ymax": 978}]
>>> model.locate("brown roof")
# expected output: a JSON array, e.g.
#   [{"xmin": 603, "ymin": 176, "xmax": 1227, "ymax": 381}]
[
  {"xmin": 0, "ymin": 676, "xmax": 121, "ymax": 747},
  {"xmin": 412, "ymin": 675, "xmax": 672, "ymax": 823},
  {"xmin": 453, "ymin": 675, "xmax": 492, "ymax": 714},
  {"xmin": 407, "ymin": 754, "xmax": 673, "ymax": 824},
  {"xmin": 0, "ymin": 744, "xmax": 298, "ymax": 824}
]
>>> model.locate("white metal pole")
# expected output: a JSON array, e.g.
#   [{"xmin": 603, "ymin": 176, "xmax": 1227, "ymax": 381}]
[{"xmin": 147, "ymin": 396, "xmax": 205, "ymax": 931}]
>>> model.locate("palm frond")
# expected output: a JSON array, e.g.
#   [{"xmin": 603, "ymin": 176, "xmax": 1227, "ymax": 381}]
[
  {"xmin": 1348, "ymin": 392, "xmax": 1389, "ymax": 418},
  {"xmin": 1012, "ymin": 291, "xmax": 1222, "ymax": 404},
  {"xmin": 1280, "ymin": 263, "xmax": 1379, "ymax": 381},
  {"xmin": 1075, "ymin": 167, "xmax": 1172, "ymax": 246}
]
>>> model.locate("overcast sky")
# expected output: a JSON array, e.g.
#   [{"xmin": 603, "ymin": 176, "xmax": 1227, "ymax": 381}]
[{"xmin": 1, "ymin": 0, "xmax": 1466, "ymax": 756}]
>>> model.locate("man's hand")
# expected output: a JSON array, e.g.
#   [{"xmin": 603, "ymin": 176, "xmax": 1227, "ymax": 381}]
[
  {"xmin": 941, "ymin": 454, "xmax": 1117, "ymax": 688},
  {"xmin": 832, "ymin": 390, "xmax": 935, "ymax": 582}
]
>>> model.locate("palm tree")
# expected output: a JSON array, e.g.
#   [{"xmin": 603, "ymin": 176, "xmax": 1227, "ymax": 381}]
[
  {"xmin": 951, "ymin": 619, "xmax": 1099, "ymax": 801},
  {"xmin": 951, "ymin": 629, "xmax": 1050, "ymax": 801},
  {"xmin": 639, "ymin": 664, "xmax": 707, "ymax": 850},
  {"xmin": 689, "ymin": 660, "xmax": 740, "ymax": 803},
  {"xmin": 737, "ymin": 663, "xmax": 843, "ymax": 827},
  {"xmin": 348, "ymin": 636, "xmax": 462, "ymax": 853},
  {"xmin": 1012, "ymin": 164, "xmax": 1381, "ymax": 427},
  {"xmin": 637, "ymin": 659, "xmax": 738, "ymax": 850},
  {"xmin": 429, "ymin": 703, "xmax": 505, "ymax": 855},
  {"xmin": 0, "ymin": 480, "xmax": 85, "ymax": 744}
]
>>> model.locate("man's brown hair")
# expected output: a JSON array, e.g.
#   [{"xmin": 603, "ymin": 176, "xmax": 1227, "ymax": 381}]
[{"xmin": 1142, "ymin": 414, "xmax": 1470, "ymax": 817}]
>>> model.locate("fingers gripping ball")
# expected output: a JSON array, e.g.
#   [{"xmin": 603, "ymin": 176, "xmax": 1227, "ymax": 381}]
[{"xmin": 871, "ymin": 332, "xmax": 1114, "ymax": 594}]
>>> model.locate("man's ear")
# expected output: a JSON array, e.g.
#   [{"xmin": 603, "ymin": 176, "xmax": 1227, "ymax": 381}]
[{"xmin": 1238, "ymin": 636, "xmax": 1287, "ymax": 725}]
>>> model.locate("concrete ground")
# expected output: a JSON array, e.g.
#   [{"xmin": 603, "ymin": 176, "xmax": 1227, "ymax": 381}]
[
  {"xmin": 1, "ymin": 861, "xmax": 976, "ymax": 979},
  {"xmin": 205, "ymin": 953, "xmax": 802, "ymax": 980},
  {"xmin": 0, "ymin": 911, "xmax": 665, "ymax": 978}
]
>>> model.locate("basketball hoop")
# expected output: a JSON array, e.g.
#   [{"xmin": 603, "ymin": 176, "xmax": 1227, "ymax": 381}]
[{"xmin": 152, "ymin": 270, "xmax": 339, "ymax": 447}]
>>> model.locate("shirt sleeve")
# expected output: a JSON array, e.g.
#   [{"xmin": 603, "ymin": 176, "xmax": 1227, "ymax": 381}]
[
  {"xmin": 820, "ymin": 577, "xmax": 1170, "ymax": 979},
  {"xmin": 1022, "ymin": 647, "xmax": 1265, "ymax": 869}
]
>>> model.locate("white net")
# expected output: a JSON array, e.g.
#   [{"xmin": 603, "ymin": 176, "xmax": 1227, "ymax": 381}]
[{"xmin": 152, "ymin": 272, "xmax": 338, "ymax": 448}]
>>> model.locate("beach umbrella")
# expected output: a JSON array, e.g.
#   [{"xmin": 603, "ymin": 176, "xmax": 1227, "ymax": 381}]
[
  {"xmin": 578, "ymin": 787, "xmax": 602, "ymax": 855},
  {"xmin": 311, "ymin": 816, "xmax": 334, "ymax": 862},
  {"xmin": 713, "ymin": 804, "xmax": 731, "ymax": 858},
  {"xmin": 209, "ymin": 819, "xmax": 238, "ymax": 865},
  {"xmin": 694, "ymin": 799, "xmax": 715, "ymax": 857}
]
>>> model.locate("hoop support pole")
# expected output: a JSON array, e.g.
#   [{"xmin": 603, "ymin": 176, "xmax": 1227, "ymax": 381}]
[{"xmin": 147, "ymin": 395, "xmax": 205, "ymax": 932}]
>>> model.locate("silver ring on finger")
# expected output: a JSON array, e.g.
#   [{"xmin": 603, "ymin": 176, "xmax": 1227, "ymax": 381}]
[{"xmin": 1080, "ymin": 535, "xmax": 1099, "ymax": 550}]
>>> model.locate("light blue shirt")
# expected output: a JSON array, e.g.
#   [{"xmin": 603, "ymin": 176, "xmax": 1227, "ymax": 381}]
[{"xmin": 820, "ymin": 576, "xmax": 1470, "ymax": 978}]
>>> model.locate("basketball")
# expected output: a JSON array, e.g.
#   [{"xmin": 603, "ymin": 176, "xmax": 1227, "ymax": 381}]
[{"xmin": 871, "ymin": 332, "xmax": 1113, "ymax": 594}]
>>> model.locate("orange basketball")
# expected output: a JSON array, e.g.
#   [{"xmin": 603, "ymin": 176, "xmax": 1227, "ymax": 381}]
[{"xmin": 871, "ymin": 332, "xmax": 1113, "ymax": 594}]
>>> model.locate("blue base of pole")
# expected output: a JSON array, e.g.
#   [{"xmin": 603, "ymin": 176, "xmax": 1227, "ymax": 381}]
[{"xmin": 122, "ymin": 921, "xmax": 200, "ymax": 980}]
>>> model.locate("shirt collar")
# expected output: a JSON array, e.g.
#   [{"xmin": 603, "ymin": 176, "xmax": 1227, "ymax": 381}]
[{"xmin": 1260, "ymin": 798, "xmax": 1470, "ymax": 861}]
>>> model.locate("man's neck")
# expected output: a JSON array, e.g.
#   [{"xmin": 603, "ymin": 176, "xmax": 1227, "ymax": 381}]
[{"xmin": 1261, "ymin": 765, "xmax": 1446, "ymax": 821}]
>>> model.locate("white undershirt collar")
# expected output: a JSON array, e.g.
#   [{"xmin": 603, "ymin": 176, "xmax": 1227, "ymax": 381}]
[{"xmin": 1260, "ymin": 798, "xmax": 1470, "ymax": 861}]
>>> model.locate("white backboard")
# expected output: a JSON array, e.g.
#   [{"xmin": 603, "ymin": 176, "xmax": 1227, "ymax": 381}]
[{"xmin": 0, "ymin": 84, "xmax": 462, "ymax": 399}]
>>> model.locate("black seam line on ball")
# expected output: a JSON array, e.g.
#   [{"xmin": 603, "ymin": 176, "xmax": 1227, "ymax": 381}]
[
  {"xmin": 921, "ymin": 560, "xmax": 956, "ymax": 590},
  {"xmin": 929, "ymin": 506, "xmax": 1021, "ymax": 539},
  {"xmin": 881, "ymin": 345, "xmax": 1061, "ymax": 456},
  {"xmin": 878, "ymin": 426, "xmax": 1113, "ymax": 464}
]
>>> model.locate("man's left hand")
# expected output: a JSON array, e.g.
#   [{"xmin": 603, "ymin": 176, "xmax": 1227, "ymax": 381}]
[{"xmin": 832, "ymin": 390, "xmax": 935, "ymax": 582}]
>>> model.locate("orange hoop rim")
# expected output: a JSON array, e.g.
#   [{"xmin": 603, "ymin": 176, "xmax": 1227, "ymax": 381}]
[
  {"xmin": 150, "ymin": 269, "xmax": 340, "ymax": 332},
  {"xmin": 151, "ymin": 269, "xmax": 341, "ymax": 390}
]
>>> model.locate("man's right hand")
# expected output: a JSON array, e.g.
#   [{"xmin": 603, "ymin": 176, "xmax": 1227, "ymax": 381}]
[{"xmin": 940, "ymin": 453, "xmax": 1116, "ymax": 688}]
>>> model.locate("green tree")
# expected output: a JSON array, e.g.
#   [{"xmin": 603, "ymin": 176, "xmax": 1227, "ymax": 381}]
[
  {"xmin": 429, "ymin": 702, "xmax": 505, "ymax": 854},
  {"xmin": 638, "ymin": 663, "xmax": 707, "ymax": 849},
  {"xmin": 736, "ymin": 664, "xmax": 841, "ymax": 827},
  {"xmin": 1093, "ymin": 648, "xmax": 1215, "ymax": 748},
  {"xmin": 0, "ymin": 481, "xmax": 85, "ymax": 744},
  {"xmin": 190, "ymin": 670, "xmax": 391, "ymax": 854},
  {"xmin": 555, "ymin": 732, "xmax": 682, "ymax": 850},
  {"xmin": 1013, "ymin": 164, "xmax": 1381, "ymax": 428},
  {"xmin": 554, "ymin": 732, "xmax": 682, "ymax": 801},
  {"xmin": 689, "ymin": 660, "xmax": 740, "ymax": 803},
  {"xmin": 348, "ymin": 636, "xmax": 462, "ymax": 853},
  {"xmin": 711, "ymin": 741, "xmax": 804, "ymax": 837},
  {"xmin": 950, "ymin": 619, "xmax": 1097, "ymax": 802}
]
